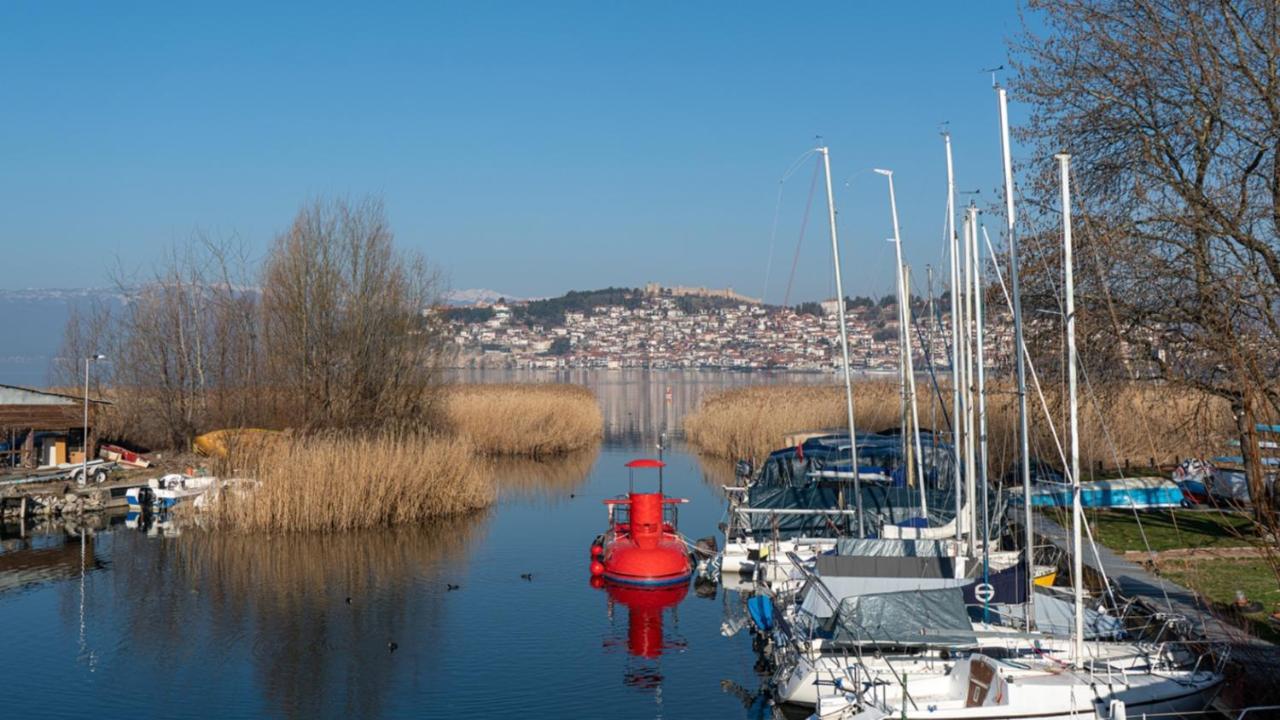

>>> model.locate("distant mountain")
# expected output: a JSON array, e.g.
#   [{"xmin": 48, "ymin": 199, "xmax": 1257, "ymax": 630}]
[
  {"xmin": 443, "ymin": 288, "xmax": 528, "ymax": 306},
  {"xmin": 0, "ymin": 287, "xmax": 128, "ymax": 387}
]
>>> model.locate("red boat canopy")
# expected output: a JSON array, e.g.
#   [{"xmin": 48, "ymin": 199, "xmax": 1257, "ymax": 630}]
[{"xmin": 625, "ymin": 458, "xmax": 666, "ymax": 468}]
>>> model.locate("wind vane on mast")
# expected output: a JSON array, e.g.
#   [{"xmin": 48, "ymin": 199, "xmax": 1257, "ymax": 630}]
[{"xmin": 981, "ymin": 65, "xmax": 1004, "ymax": 87}]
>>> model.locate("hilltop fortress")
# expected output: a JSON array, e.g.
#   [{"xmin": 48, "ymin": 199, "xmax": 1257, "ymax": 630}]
[{"xmin": 643, "ymin": 282, "xmax": 760, "ymax": 305}]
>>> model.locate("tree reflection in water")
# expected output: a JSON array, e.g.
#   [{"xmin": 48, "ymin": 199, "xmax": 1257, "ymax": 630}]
[{"xmin": 112, "ymin": 515, "xmax": 485, "ymax": 720}]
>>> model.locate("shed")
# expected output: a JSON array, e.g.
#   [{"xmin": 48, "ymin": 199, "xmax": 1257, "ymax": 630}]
[{"xmin": 0, "ymin": 385, "xmax": 111, "ymax": 468}]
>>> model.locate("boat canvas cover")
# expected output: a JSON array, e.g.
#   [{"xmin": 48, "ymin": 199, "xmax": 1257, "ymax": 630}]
[
  {"xmin": 832, "ymin": 537, "xmax": 953, "ymax": 557},
  {"xmin": 1022, "ymin": 476, "xmax": 1185, "ymax": 509},
  {"xmin": 802, "ymin": 575, "xmax": 971, "ymax": 617},
  {"xmin": 995, "ymin": 589, "xmax": 1124, "ymax": 640},
  {"xmin": 742, "ymin": 435, "xmax": 962, "ymax": 535},
  {"xmin": 828, "ymin": 587, "xmax": 974, "ymax": 645},
  {"xmin": 755, "ymin": 432, "xmax": 959, "ymax": 492},
  {"xmin": 816, "ymin": 537, "xmax": 958, "ymax": 584}
]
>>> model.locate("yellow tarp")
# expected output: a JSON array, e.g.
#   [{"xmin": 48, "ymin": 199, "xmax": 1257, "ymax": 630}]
[{"xmin": 193, "ymin": 428, "xmax": 282, "ymax": 459}]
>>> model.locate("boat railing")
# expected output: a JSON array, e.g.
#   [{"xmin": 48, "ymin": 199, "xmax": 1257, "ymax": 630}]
[
  {"xmin": 1236, "ymin": 706, "xmax": 1280, "ymax": 719},
  {"xmin": 784, "ymin": 551, "xmax": 920, "ymax": 713}
]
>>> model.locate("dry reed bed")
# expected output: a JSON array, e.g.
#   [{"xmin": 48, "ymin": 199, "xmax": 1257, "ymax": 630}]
[
  {"xmin": 206, "ymin": 432, "xmax": 494, "ymax": 533},
  {"xmin": 684, "ymin": 380, "xmax": 1234, "ymax": 473},
  {"xmin": 443, "ymin": 383, "xmax": 603, "ymax": 458}
]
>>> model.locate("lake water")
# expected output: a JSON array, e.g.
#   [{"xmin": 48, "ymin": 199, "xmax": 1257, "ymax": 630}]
[{"xmin": 0, "ymin": 370, "xmax": 823, "ymax": 719}]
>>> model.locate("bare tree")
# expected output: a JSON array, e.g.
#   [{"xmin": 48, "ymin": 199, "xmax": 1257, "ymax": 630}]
[
  {"xmin": 106, "ymin": 235, "xmax": 261, "ymax": 449},
  {"xmin": 1012, "ymin": 0, "xmax": 1280, "ymax": 577},
  {"xmin": 261, "ymin": 197, "xmax": 449, "ymax": 430}
]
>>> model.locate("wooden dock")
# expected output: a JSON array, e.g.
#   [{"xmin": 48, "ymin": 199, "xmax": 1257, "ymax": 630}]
[{"xmin": 1025, "ymin": 512, "xmax": 1280, "ymax": 714}]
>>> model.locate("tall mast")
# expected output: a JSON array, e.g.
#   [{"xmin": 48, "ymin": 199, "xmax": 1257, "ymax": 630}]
[
  {"xmin": 820, "ymin": 145, "xmax": 864, "ymax": 537},
  {"xmin": 877, "ymin": 168, "xmax": 929, "ymax": 516},
  {"xmin": 927, "ymin": 264, "xmax": 936, "ymax": 454},
  {"xmin": 1057, "ymin": 152, "xmax": 1084, "ymax": 665},
  {"xmin": 970, "ymin": 205, "xmax": 991, "ymax": 619},
  {"xmin": 944, "ymin": 133, "xmax": 964, "ymax": 549},
  {"xmin": 962, "ymin": 193, "xmax": 977, "ymax": 557},
  {"xmin": 903, "ymin": 264, "xmax": 928, "ymax": 520},
  {"xmin": 998, "ymin": 85, "xmax": 1036, "ymax": 629}
]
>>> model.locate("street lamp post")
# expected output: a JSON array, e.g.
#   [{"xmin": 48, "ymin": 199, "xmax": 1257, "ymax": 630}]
[{"xmin": 81, "ymin": 354, "xmax": 106, "ymax": 485}]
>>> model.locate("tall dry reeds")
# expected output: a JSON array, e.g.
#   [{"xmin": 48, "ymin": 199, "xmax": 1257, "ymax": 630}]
[
  {"xmin": 443, "ymin": 383, "xmax": 603, "ymax": 457},
  {"xmin": 206, "ymin": 431, "xmax": 494, "ymax": 533},
  {"xmin": 684, "ymin": 379, "xmax": 1235, "ymax": 475}
]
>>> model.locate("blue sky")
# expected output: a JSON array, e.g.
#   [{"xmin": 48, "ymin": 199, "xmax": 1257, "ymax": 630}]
[{"xmin": 0, "ymin": 2, "xmax": 1033, "ymax": 302}]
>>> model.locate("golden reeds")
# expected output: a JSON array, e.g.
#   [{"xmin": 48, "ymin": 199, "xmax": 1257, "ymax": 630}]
[
  {"xmin": 684, "ymin": 379, "xmax": 1235, "ymax": 474},
  {"xmin": 443, "ymin": 383, "xmax": 603, "ymax": 457},
  {"xmin": 205, "ymin": 431, "xmax": 494, "ymax": 533}
]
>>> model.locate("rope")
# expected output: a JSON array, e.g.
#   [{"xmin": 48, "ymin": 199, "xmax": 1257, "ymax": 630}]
[
  {"xmin": 760, "ymin": 180, "xmax": 785, "ymax": 306},
  {"xmin": 782, "ymin": 155, "xmax": 822, "ymax": 309}
]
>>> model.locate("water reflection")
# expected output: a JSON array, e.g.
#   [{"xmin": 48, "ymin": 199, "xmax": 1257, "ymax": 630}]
[
  {"xmin": 447, "ymin": 368, "xmax": 831, "ymax": 442},
  {"xmin": 491, "ymin": 446, "xmax": 600, "ymax": 500},
  {"xmin": 0, "ymin": 378, "xmax": 780, "ymax": 719},
  {"xmin": 0, "ymin": 516, "xmax": 108, "ymax": 594},
  {"xmin": 107, "ymin": 517, "xmax": 485, "ymax": 720},
  {"xmin": 593, "ymin": 578, "xmax": 689, "ymax": 690}
]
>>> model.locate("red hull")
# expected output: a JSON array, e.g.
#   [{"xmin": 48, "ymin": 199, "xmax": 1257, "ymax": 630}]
[{"xmin": 601, "ymin": 532, "xmax": 692, "ymax": 585}]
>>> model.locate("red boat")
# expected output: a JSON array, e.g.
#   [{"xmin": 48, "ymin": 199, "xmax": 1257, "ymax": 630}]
[{"xmin": 590, "ymin": 459, "xmax": 692, "ymax": 586}]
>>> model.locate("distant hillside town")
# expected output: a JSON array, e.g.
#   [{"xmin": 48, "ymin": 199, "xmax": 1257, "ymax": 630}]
[{"xmin": 442, "ymin": 284, "xmax": 1013, "ymax": 372}]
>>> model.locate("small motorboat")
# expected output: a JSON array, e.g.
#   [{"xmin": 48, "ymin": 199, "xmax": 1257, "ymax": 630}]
[
  {"xmin": 590, "ymin": 459, "xmax": 693, "ymax": 586},
  {"xmin": 126, "ymin": 474, "xmax": 217, "ymax": 510}
]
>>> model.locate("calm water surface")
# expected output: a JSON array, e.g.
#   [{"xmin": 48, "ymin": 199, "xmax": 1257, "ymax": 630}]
[{"xmin": 0, "ymin": 371, "xmax": 807, "ymax": 719}]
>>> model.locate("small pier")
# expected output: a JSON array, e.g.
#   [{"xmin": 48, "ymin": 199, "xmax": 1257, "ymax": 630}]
[{"xmin": 1026, "ymin": 512, "xmax": 1280, "ymax": 713}]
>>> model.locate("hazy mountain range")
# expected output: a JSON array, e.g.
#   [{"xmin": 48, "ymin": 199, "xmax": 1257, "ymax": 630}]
[{"xmin": 0, "ymin": 287, "xmax": 522, "ymax": 387}]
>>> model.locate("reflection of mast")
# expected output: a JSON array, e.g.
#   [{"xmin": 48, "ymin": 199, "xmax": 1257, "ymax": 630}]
[{"xmin": 78, "ymin": 526, "xmax": 97, "ymax": 671}]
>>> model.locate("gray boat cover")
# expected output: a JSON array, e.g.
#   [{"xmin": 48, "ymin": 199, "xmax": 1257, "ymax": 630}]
[
  {"xmin": 995, "ymin": 589, "xmax": 1126, "ymax": 640},
  {"xmin": 833, "ymin": 537, "xmax": 953, "ymax": 557},
  {"xmin": 801, "ymin": 576, "xmax": 971, "ymax": 617},
  {"xmin": 829, "ymin": 587, "xmax": 974, "ymax": 645}
]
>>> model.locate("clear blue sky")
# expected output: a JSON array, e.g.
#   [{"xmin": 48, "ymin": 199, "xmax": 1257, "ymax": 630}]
[{"xmin": 0, "ymin": 2, "xmax": 1034, "ymax": 302}]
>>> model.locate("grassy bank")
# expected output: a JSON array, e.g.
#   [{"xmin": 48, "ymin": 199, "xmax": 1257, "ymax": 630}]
[
  {"xmin": 206, "ymin": 432, "xmax": 494, "ymax": 533},
  {"xmin": 1160, "ymin": 558, "xmax": 1280, "ymax": 642},
  {"xmin": 443, "ymin": 383, "xmax": 603, "ymax": 458},
  {"xmin": 1086, "ymin": 509, "xmax": 1258, "ymax": 553},
  {"xmin": 683, "ymin": 380, "xmax": 1233, "ymax": 470}
]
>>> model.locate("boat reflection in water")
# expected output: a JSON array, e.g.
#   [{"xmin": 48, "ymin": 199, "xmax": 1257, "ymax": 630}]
[{"xmin": 592, "ymin": 576, "xmax": 688, "ymax": 689}]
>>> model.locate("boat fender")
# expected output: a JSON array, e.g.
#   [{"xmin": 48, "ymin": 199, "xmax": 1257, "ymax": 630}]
[
  {"xmin": 590, "ymin": 561, "xmax": 605, "ymax": 576},
  {"xmin": 746, "ymin": 596, "xmax": 774, "ymax": 632}
]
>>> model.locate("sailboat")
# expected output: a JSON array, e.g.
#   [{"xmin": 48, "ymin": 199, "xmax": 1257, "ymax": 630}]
[{"xmin": 800, "ymin": 108, "xmax": 1223, "ymax": 720}]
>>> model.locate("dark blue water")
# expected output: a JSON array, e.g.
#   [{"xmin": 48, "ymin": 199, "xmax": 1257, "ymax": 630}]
[{"xmin": 0, "ymin": 441, "xmax": 768, "ymax": 719}]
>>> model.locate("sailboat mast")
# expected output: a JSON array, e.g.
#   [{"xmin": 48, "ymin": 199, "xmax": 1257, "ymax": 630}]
[
  {"xmin": 970, "ymin": 205, "xmax": 991, "ymax": 616},
  {"xmin": 878, "ymin": 169, "xmax": 929, "ymax": 515},
  {"xmin": 943, "ymin": 134, "xmax": 964, "ymax": 549},
  {"xmin": 927, "ymin": 264, "xmax": 936, "ymax": 453},
  {"xmin": 820, "ymin": 145, "xmax": 864, "ymax": 537},
  {"xmin": 903, "ymin": 265, "xmax": 929, "ymax": 519},
  {"xmin": 998, "ymin": 85, "xmax": 1036, "ymax": 630},
  {"xmin": 962, "ymin": 198, "xmax": 978, "ymax": 557},
  {"xmin": 1057, "ymin": 152, "xmax": 1084, "ymax": 665}
]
